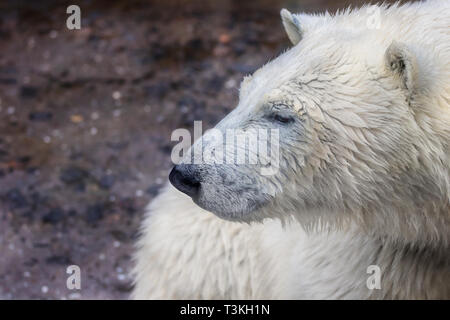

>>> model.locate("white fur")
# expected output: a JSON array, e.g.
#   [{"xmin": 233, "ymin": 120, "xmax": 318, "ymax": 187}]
[{"xmin": 132, "ymin": 1, "xmax": 450, "ymax": 299}]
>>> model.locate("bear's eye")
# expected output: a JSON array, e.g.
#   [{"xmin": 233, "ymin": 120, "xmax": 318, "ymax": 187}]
[{"xmin": 271, "ymin": 114, "xmax": 295, "ymax": 124}]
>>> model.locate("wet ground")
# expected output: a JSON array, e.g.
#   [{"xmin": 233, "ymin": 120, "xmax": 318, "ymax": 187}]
[{"xmin": 0, "ymin": 0, "xmax": 401, "ymax": 299}]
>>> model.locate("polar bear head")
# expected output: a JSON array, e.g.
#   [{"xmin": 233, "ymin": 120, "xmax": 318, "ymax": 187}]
[{"xmin": 170, "ymin": 7, "xmax": 450, "ymax": 246}]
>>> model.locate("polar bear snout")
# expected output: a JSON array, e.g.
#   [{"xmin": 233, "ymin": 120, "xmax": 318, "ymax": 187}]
[{"xmin": 169, "ymin": 164, "xmax": 201, "ymax": 199}]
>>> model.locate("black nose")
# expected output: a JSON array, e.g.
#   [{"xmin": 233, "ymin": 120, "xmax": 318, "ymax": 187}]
[{"xmin": 169, "ymin": 165, "xmax": 201, "ymax": 198}]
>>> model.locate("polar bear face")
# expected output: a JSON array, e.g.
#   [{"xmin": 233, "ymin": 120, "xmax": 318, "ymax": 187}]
[{"xmin": 170, "ymin": 9, "xmax": 449, "ymax": 244}]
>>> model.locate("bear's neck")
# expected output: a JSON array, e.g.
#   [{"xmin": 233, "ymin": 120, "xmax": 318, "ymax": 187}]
[{"xmin": 296, "ymin": 225, "xmax": 450, "ymax": 299}]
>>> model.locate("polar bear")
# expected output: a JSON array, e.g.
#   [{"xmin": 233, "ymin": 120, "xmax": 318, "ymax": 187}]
[{"xmin": 132, "ymin": 0, "xmax": 450, "ymax": 299}]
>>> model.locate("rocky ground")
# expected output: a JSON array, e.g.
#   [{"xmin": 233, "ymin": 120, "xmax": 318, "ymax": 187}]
[{"xmin": 0, "ymin": 0, "xmax": 400, "ymax": 299}]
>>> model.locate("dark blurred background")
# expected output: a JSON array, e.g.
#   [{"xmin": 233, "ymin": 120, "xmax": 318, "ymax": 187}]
[{"xmin": 0, "ymin": 0, "xmax": 402, "ymax": 299}]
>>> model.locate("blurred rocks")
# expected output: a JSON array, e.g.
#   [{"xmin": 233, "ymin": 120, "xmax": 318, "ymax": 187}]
[
  {"xmin": 45, "ymin": 255, "xmax": 72, "ymax": 265},
  {"xmin": 146, "ymin": 185, "xmax": 161, "ymax": 197},
  {"xmin": 59, "ymin": 166, "xmax": 89, "ymax": 185},
  {"xmin": 85, "ymin": 204, "xmax": 106, "ymax": 225},
  {"xmin": 5, "ymin": 188, "xmax": 28, "ymax": 209},
  {"xmin": 42, "ymin": 208, "xmax": 64, "ymax": 224},
  {"xmin": 20, "ymin": 86, "xmax": 38, "ymax": 99},
  {"xmin": 98, "ymin": 174, "xmax": 115, "ymax": 190},
  {"xmin": 29, "ymin": 111, "xmax": 52, "ymax": 122}
]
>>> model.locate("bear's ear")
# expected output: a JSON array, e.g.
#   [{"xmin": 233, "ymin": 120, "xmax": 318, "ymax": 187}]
[
  {"xmin": 385, "ymin": 41, "xmax": 418, "ymax": 95},
  {"xmin": 280, "ymin": 9, "xmax": 303, "ymax": 45}
]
